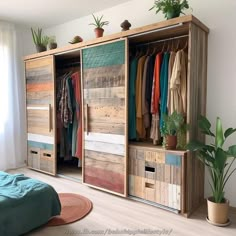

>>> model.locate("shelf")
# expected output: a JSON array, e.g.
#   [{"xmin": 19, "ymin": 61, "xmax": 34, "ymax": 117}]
[{"xmin": 129, "ymin": 141, "xmax": 187, "ymax": 155}]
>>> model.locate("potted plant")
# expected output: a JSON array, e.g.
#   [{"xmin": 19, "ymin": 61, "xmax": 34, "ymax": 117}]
[
  {"xmin": 89, "ymin": 14, "xmax": 109, "ymax": 38},
  {"xmin": 31, "ymin": 28, "xmax": 49, "ymax": 52},
  {"xmin": 187, "ymin": 116, "xmax": 236, "ymax": 225},
  {"xmin": 161, "ymin": 111, "xmax": 186, "ymax": 149},
  {"xmin": 149, "ymin": 0, "xmax": 190, "ymax": 20},
  {"xmin": 48, "ymin": 36, "xmax": 57, "ymax": 50}
]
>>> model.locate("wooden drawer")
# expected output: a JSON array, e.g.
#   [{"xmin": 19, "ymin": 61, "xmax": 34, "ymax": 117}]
[
  {"xmin": 28, "ymin": 147, "xmax": 40, "ymax": 169},
  {"xmin": 128, "ymin": 145, "xmax": 185, "ymax": 211},
  {"xmin": 40, "ymin": 149, "xmax": 55, "ymax": 174}
]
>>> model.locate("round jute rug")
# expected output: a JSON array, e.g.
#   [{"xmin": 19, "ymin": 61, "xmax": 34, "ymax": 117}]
[{"xmin": 46, "ymin": 193, "xmax": 93, "ymax": 226}]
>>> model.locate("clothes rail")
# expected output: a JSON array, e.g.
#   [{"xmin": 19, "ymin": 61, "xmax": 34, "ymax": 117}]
[{"xmin": 133, "ymin": 34, "xmax": 189, "ymax": 48}]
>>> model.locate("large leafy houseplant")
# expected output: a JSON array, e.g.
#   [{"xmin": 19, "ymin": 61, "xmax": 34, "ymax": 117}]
[
  {"xmin": 149, "ymin": 0, "xmax": 189, "ymax": 19},
  {"xmin": 187, "ymin": 116, "xmax": 236, "ymax": 225}
]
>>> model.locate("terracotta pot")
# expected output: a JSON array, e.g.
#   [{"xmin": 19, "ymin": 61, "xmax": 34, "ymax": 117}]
[
  {"xmin": 207, "ymin": 197, "xmax": 229, "ymax": 224},
  {"xmin": 165, "ymin": 135, "xmax": 177, "ymax": 150},
  {"xmin": 36, "ymin": 44, "xmax": 46, "ymax": 53},
  {"xmin": 94, "ymin": 28, "xmax": 104, "ymax": 38}
]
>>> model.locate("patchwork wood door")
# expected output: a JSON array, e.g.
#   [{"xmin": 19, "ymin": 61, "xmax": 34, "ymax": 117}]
[
  {"xmin": 25, "ymin": 56, "xmax": 56, "ymax": 175},
  {"xmin": 81, "ymin": 39, "xmax": 128, "ymax": 196}
]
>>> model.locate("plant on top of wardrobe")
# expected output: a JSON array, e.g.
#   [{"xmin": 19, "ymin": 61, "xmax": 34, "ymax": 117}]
[
  {"xmin": 89, "ymin": 14, "xmax": 109, "ymax": 38},
  {"xmin": 31, "ymin": 28, "xmax": 49, "ymax": 53},
  {"xmin": 48, "ymin": 36, "xmax": 57, "ymax": 50},
  {"xmin": 149, "ymin": 0, "xmax": 190, "ymax": 20}
]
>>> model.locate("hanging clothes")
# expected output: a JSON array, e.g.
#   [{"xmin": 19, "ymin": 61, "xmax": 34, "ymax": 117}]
[
  {"xmin": 142, "ymin": 56, "xmax": 150, "ymax": 130},
  {"xmin": 169, "ymin": 49, "xmax": 187, "ymax": 114},
  {"xmin": 71, "ymin": 72, "xmax": 82, "ymax": 159},
  {"xmin": 150, "ymin": 53, "xmax": 162, "ymax": 144},
  {"xmin": 136, "ymin": 55, "xmax": 147, "ymax": 139},
  {"xmin": 160, "ymin": 52, "xmax": 170, "ymax": 131},
  {"xmin": 167, "ymin": 51, "xmax": 176, "ymax": 113},
  {"xmin": 145, "ymin": 55, "xmax": 155, "ymax": 113},
  {"xmin": 128, "ymin": 57, "xmax": 138, "ymax": 140}
]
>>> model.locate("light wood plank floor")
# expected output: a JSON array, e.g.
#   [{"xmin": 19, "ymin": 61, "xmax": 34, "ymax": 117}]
[{"xmin": 8, "ymin": 168, "xmax": 236, "ymax": 236}]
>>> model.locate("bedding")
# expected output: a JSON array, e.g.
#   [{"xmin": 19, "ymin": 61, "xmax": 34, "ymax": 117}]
[{"xmin": 0, "ymin": 171, "xmax": 61, "ymax": 236}]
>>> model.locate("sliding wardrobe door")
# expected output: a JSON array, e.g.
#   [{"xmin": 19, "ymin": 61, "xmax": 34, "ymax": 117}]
[
  {"xmin": 25, "ymin": 55, "xmax": 56, "ymax": 175},
  {"xmin": 81, "ymin": 39, "xmax": 128, "ymax": 196}
]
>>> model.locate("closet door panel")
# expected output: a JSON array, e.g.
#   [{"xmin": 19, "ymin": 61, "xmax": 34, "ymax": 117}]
[
  {"xmin": 82, "ymin": 39, "xmax": 127, "ymax": 196},
  {"xmin": 25, "ymin": 56, "xmax": 56, "ymax": 175}
]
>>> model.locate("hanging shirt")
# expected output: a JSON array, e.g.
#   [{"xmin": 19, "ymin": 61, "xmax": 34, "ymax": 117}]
[
  {"xmin": 136, "ymin": 55, "xmax": 147, "ymax": 139},
  {"xmin": 169, "ymin": 49, "xmax": 187, "ymax": 114},
  {"xmin": 150, "ymin": 53, "xmax": 162, "ymax": 144},
  {"xmin": 142, "ymin": 56, "xmax": 150, "ymax": 129},
  {"xmin": 167, "ymin": 51, "xmax": 176, "ymax": 113},
  {"xmin": 160, "ymin": 52, "xmax": 170, "ymax": 131},
  {"xmin": 145, "ymin": 55, "xmax": 155, "ymax": 113},
  {"xmin": 71, "ymin": 72, "xmax": 82, "ymax": 159},
  {"xmin": 128, "ymin": 58, "xmax": 138, "ymax": 140}
]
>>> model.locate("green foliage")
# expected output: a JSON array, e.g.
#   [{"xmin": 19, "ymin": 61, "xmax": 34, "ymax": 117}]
[
  {"xmin": 31, "ymin": 28, "xmax": 49, "ymax": 46},
  {"xmin": 149, "ymin": 0, "xmax": 189, "ymax": 19},
  {"xmin": 48, "ymin": 36, "xmax": 56, "ymax": 44},
  {"xmin": 89, "ymin": 14, "xmax": 109, "ymax": 28},
  {"xmin": 161, "ymin": 111, "xmax": 186, "ymax": 136},
  {"xmin": 187, "ymin": 116, "xmax": 236, "ymax": 203}
]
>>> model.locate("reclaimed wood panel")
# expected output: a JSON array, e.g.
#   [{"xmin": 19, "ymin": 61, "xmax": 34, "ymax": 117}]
[
  {"xmin": 186, "ymin": 23, "xmax": 208, "ymax": 215},
  {"xmin": 84, "ymin": 87, "xmax": 125, "ymax": 100},
  {"xmin": 27, "ymin": 133, "xmax": 54, "ymax": 144},
  {"xmin": 84, "ymin": 166, "xmax": 124, "ymax": 194},
  {"xmin": 83, "ymin": 64, "xmax": 125, "ymax": 89},
  {"xmin": 84, "ymin": 97, "xmax": 125, "ymax": 107},
  {"xmin": 85, "ymin": 140, "xmax": 125, "ymax": 156},
  {"xmin": 84, "ymin": 150, "xmax": 124, "ymax": 174},
  {"xmin": 25, "ymin": 56, "xmax": 56, "ymax": 176},
  {"xmin": 84, "ymin": 132, "xmax": 125, "ymax": 145}
]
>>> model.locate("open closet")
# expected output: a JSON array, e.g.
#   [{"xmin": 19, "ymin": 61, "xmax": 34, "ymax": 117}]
[{"xmin": 25, "ymin": 15, "xmax": 209, "ymax": 216}]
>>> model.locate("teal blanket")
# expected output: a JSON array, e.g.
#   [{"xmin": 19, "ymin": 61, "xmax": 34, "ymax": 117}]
[{"xmin": 0, "ymin": 171, "xmax": 61, "ymax": 236}]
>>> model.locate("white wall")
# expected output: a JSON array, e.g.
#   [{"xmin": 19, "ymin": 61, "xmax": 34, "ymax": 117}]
[{"xmin": 36, "ymin": 0, "xmax": 236, "ymax": 206}]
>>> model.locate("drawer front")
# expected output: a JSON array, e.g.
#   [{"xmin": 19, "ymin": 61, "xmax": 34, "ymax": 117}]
[
  {"xmin": 27, "ymin": 141, "xmax": 55, "ymax": 175},
  {"xmin": 129, "ymin": 146, "xmax": 183, "ymax": 210}
]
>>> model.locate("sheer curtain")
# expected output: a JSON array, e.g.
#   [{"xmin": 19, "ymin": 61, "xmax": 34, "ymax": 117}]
[{"xmin": 0, "ymin": 21, "xmax": 26, "ymax": 170}]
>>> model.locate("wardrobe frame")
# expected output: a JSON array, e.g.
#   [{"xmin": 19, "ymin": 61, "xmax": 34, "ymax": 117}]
[{"xmin": 24, "ymin": 15, "xmax": 209, "ymax": 217}]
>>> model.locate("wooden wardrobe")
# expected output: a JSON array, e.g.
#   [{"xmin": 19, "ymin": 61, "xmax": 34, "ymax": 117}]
[{"xmin": 24, "ymin": 15, "xmax": 209, "ymax": 216}]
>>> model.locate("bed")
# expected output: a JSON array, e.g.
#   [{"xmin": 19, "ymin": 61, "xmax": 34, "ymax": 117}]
[{"xmin": 0, "ymin": 171, "xmax": 61, "ymax": 236}]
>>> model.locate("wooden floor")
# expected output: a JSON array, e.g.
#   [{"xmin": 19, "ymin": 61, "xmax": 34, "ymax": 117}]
[{"xmin": 8, "ymin": 168, "xmax": 236, "ymax": 236}]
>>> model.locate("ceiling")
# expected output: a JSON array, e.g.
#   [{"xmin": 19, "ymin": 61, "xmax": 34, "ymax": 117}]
[{"xmin": 0, "ymin": 0, "xmax": 130, "ymax": 28}]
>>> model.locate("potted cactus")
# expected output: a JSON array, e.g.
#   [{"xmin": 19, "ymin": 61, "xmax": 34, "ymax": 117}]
[
  {"xmin": 89, "ymin": 14, "xmax": 109, "ymax": 38},
  {"xmin": 31, "ymin": 28, "xmax": 49, "ymax": 52}
]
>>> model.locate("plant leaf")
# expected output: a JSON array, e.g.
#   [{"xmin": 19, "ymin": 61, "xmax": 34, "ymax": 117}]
[
  {"xmin": 224, "ymin": 128, "xmax": 236, "ymax": 139},
  {"xmin": 215, "ymin": 148, "xmax": 227, "ymax": 172},
  {"xmin": 198, "ymin": 115, "xmax": 215, "ymax": 137},
  {"xmin": 186, "ymin": 140, "xmax": 205, "ymax": 151},
  {"xmin": 227, "ymin": 145, "xmax": 236, "ymax": 157},
  {"xmin": 215, "ymin": 117, "xmax": 224, "ymax": 147}
]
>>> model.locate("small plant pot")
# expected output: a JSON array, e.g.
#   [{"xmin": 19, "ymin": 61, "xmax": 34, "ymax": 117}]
[
  {"xmin": 166, "ymin": 10, "xmax": 180, "ymax": 19},
  {"xmin": 36, "ymin": 44, "xmax": 46, "ymax": 53},
  {"xmin": 207, "ymin": 197, "xmax": 229, "ymax": 225},
  {"xmin": 165, "ymin": 135, "xmax": 177, "ymax": 150},
  {"xmin": 94, "ymin": 28, "xmax": 104, "ymax": 38},
  {"xmin": 49, "ymin": 42, "xmax": 57, "ymax": 50}
]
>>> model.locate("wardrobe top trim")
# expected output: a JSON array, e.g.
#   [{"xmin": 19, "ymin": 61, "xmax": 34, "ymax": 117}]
[{"xmin": 24, "ymin": 14, "xmax": 209, "ymax": 61}]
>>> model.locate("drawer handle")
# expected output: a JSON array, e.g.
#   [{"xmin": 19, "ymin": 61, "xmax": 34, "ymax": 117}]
[
  {"xmin": 30, "ymin": 150, "xmax": 38, "ymax": 154},
  {"xmin": 145, "ymin": 182, "xmax": 155, "ymax": 189},
  {"xmin": 86, "ymin": 104, "xmax": 89, "ymax": 135},
  {"xmin": 48, "ymin": 104, "xmax": 52, "ymax": 132},
  {"xmin": 43, "ymin": 153, "xmax": 51, "ymax": 157},
  {"xmin": 145, "ymin": 166, "xmax": 155, "ymax": 172}
]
